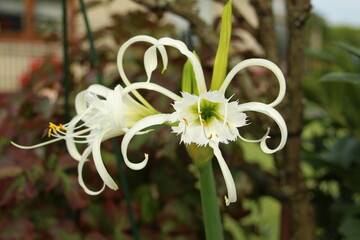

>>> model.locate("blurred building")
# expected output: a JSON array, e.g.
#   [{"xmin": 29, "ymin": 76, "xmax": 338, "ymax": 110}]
[
  {"xmin": 0, "ymin": 0, "xmax": 140, "ymax": 93},
  {"xmin": 0, "ymin": 0, "xmax": 261, "ymax": 92}
]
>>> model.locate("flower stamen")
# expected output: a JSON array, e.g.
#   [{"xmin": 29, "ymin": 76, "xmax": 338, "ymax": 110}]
[
  {"xmin": 182, "ymin": 117, "xmax": 189, "ymax": 126},
  {"xmin": 201, "ymin": 119, "xmax": 207, "ymax": 127},
  {"xmin": 48, "ymin": 122, "xmax": 67, "ymax": 138},
  {"xmin": 226, "ymin": 122, "xmax": 237, "ymax": 136}
]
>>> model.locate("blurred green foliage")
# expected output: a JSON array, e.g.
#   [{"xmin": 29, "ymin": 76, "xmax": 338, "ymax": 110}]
[{"xmin": 303, "ymin": 14, "xmax": 360, "ymax": 240}]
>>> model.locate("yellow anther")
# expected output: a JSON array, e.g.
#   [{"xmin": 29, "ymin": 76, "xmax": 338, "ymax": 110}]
[
  {"xmin": 47, "ymin": 129, "xmax": 52, "ymax": 138},
  {"xmin": 58, "ymin": 124, "xmax": 67, "ymax": 131},
  {"xmin": 47, "ymin": 122, "xmax": 67, "ymax": 138},
  {"xmin": 198, "ymin": 111, "xmax": 203, "ymax": 116},
  {"xmin": 182, "ymin": 117, "xmax": 189, "ymax": 126},
  {"xmin": 207, "ymin": 134, "xmax": 213, "ymax": 139},
  {"xmin": 201, "ymin": 119, "xmax": 207, "ymax": 127},
  {"xmin": 224, "ymin": 195, "xmax": 230, "ymax": 206}
]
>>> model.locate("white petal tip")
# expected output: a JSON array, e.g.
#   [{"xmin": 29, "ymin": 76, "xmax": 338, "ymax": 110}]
[{"xmin": 225, "ymin": 195, "xmax": 230, "ymax": 206}]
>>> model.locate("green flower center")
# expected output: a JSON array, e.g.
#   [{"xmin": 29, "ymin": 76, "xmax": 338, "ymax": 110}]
[{"xmin": 190, "ymin": 98, "xmax": 222, "ymax": 124}]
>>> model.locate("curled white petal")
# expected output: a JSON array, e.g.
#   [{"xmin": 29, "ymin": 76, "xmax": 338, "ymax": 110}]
[
  {"xmin": 158, "ymin": 37, "xmax": 207, "ymax": 94},
  {"xmin": 144, "ymin": 46, "xmax": 158, "ymax": 82},
  {"xmin": 117, "ymin": 35, "xmax": 161, "ymax": 86},
  {"xmin": 238, "ymin": 127, "xmax": 270, "ymax": 143},
  {"xmin": 74, "ymin": 90, "xmax": 88, "ymax": 115},
  {"xmin": 78, "ymin": 146, "xmax": 106, "ymax": 195},
  {"xmin": 122, "ymin": 82, "xmax": 182, "ymax": 102},
  {"xmin": 116, "ymin": 35, "xmax": 167, "ymax": 110},
  {"xmin": 121, "ymin": 114, "xmax": 173, "ymax": 170},
  {"xmin": 92, "ymin": 130, "xmax": 119, "ymax": 190},
  {"xmin": 237, "ymin": 102, "xmax": 288, "ymax": 154},
  {"xmin": 220, "ymin": 58, "xmax": 286, "ymax": 107},
  {"xmin": 88, "ymin": 84, "xmax": 111, "ymax": 98},
  {"xmin": 209, "ymin": 141, "xmax": 237, "ymax": 206},
  {"xmin": 65, "ymin": 115, "xmax": 85, "ymax": 161}
]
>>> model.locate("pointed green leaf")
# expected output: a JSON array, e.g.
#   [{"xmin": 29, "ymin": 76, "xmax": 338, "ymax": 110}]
[
  {"xmin": 210, "ymin": 0, "xmax": 232, "ymax": 91},
  {"xmin": 320, "ymin": 72, "xmax": 360, "ymax": 84},
  {"xmin": 182, "ymin": 53, "xmax": 199, "ymax": 95},
  {"xmin": 336, "ymin": 42, "xmax": 360, "ymax": 58}
]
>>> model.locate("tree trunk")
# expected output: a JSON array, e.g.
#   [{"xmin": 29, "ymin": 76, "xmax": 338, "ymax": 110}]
[{"xmin": 274, "ymin": 1, "xmax": 315, "ymax": 240}]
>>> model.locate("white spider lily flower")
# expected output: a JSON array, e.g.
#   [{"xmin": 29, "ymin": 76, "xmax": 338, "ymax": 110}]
[
  {"xmin": 12, "ymin": 84, "xmax": 154, "ymax": 195},
  {"xmin": 117, "ymin": 35, "xmax": 288, "ymax": 206}
]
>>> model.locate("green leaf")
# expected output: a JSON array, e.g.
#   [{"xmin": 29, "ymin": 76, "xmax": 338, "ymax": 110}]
[
  {"xmin": 223, "ymin": 214, "xmax": 246, "ymax": 240},
  {"xmin": 305, "ymin": 49, "xmax": 337, "ymax": 63},
  {"xmin": 339, "ymin": 217, "xmax": 360, "ymax": 240},
  {"xmin": 182, "ymin": 55, "xmax": 199, "ymax": 95},
  {"xmin": 336, "ymin": 42, "xmax": 360, "ymax": 58},
  {"xmin": 134, "ymin": 185, "xmax": 159, "ymax": 224},
  {"xmin": 210, "ymin": 0, "xmax": 232, "ymax": 90},
  {"xmin": 325, "ymin": 136, "xmax": 360, "ymax": 168},
  {"xmin": 320, "ymin": 72, "xmax": 360, "ymax": 84}
]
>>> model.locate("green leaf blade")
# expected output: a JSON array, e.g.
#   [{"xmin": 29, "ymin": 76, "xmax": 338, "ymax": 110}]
[
  {"xmin": 210, "ymin": 0, "xmax": 232, "ymax": 91},
  {"xmin": 320, "ymin": 72, "xmax": 360, "ymax": 84}
]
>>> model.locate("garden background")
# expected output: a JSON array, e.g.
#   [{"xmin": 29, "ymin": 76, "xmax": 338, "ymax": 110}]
[{"xmin": 1, "ymin": 0, "xmax": 360, "ymax": 239}]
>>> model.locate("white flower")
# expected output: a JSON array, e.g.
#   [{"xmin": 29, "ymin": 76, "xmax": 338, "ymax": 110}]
[
  {"xmin": 12, "ymin": 84, "xmax": 154, "ymax": 194},
  {"xmin": 117, "ymin": 35, "xmax": 288, "ymax": 206},
  {"xmin": 171, "ymin": 91, "xmax": 247, "ymax": 146}
]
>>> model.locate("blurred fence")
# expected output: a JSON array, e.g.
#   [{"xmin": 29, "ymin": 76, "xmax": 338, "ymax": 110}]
[{"xmin": 0, "ymin": 40, "xmax": 61, "ymax": 92}]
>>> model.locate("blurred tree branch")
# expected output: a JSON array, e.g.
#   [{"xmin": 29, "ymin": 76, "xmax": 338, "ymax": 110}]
[
  {"xmin": 132, "ymin": 0, "xmax": 218, "ymax": 50},
  {"xmin": 274, "ymin": 0, "xmax": 315, "ymax": 240},
  {"xmin": 251, "ymin": 0, "xmax": 279, "ymax": 64}
]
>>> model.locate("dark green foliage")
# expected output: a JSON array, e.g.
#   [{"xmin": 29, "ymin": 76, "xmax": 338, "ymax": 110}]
[{"xmin": 303, "ymin": 21, "xmax": 360, "ymax": 238}]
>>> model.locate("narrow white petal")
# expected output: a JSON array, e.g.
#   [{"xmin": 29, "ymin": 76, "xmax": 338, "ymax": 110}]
[
  {"xmin": 209, "ymin": 141, "xmax": 237, "ymax": 206},
  {"xmin": 121, "ymin": 114, "xmax": 172, "ymax": 170},
  {"xmin": 117, "ymin": 35, "xmax": 158, "ymax": 87},
  {"xmin": 237, "ymin": 102, "xmax": 287, "ymax": 154},
  {"xmin": 92, "ymin": 130, "xmax": 119, "ymax": 190},
  {"xmin": 144, "ymin": 46, "xmax": 158, "ymax": 82},
  {"xmin": 157, "ymin": 37, "xmax": 207, "ymax": 94},
  {"xmin": 78, "ymin": 146, "xmax": 106, "ymax": 195},
  {"xmin": 65, "ymin": 115, "xmax": 85, "ymax": 161},
  {"xmin": 122, "ymin": 82, "xmax": 182, "ymax": 102},
  {"xmin": 88, "ymin": 84, "xmax": 111, "ymax": 98},
  {"xmin": 156, "ymin": 45, "xmax": 168, "ymax": 72},
  {"xmin": 74, "ymin": 91, "xmax": 88, "ymax": 114},
  {"xmin": 11, "ymin": 138, "xmax": 63, "ymax": 149},
  {"xmin": 107, "ymin": 85, "xmax": 125, "ymax": 129},
  {"xmin": 220, "ymin": 59, "xmax": 286, "ymax": 107}
]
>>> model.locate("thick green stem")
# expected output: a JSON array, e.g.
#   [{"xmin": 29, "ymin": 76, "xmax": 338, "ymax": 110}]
[{"xmin": 197, "ymin": 161, "xmax": 225, "ymax": 240}]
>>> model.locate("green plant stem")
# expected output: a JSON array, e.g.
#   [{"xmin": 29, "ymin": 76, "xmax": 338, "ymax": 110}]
[
  {"xmin": 197, "ymin": 161, "xmax": 225, "ymax": 240},
  {"xmin": 79, "ymin": 0, "xmax": 102, "ymax": 84},
  {"xmin": 112, "ymin": 138, "xmax": 140, "ymax": 240},
  {"xmin": 62, "ymin": 0, "xmax": 70, "ymax": 122}
]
